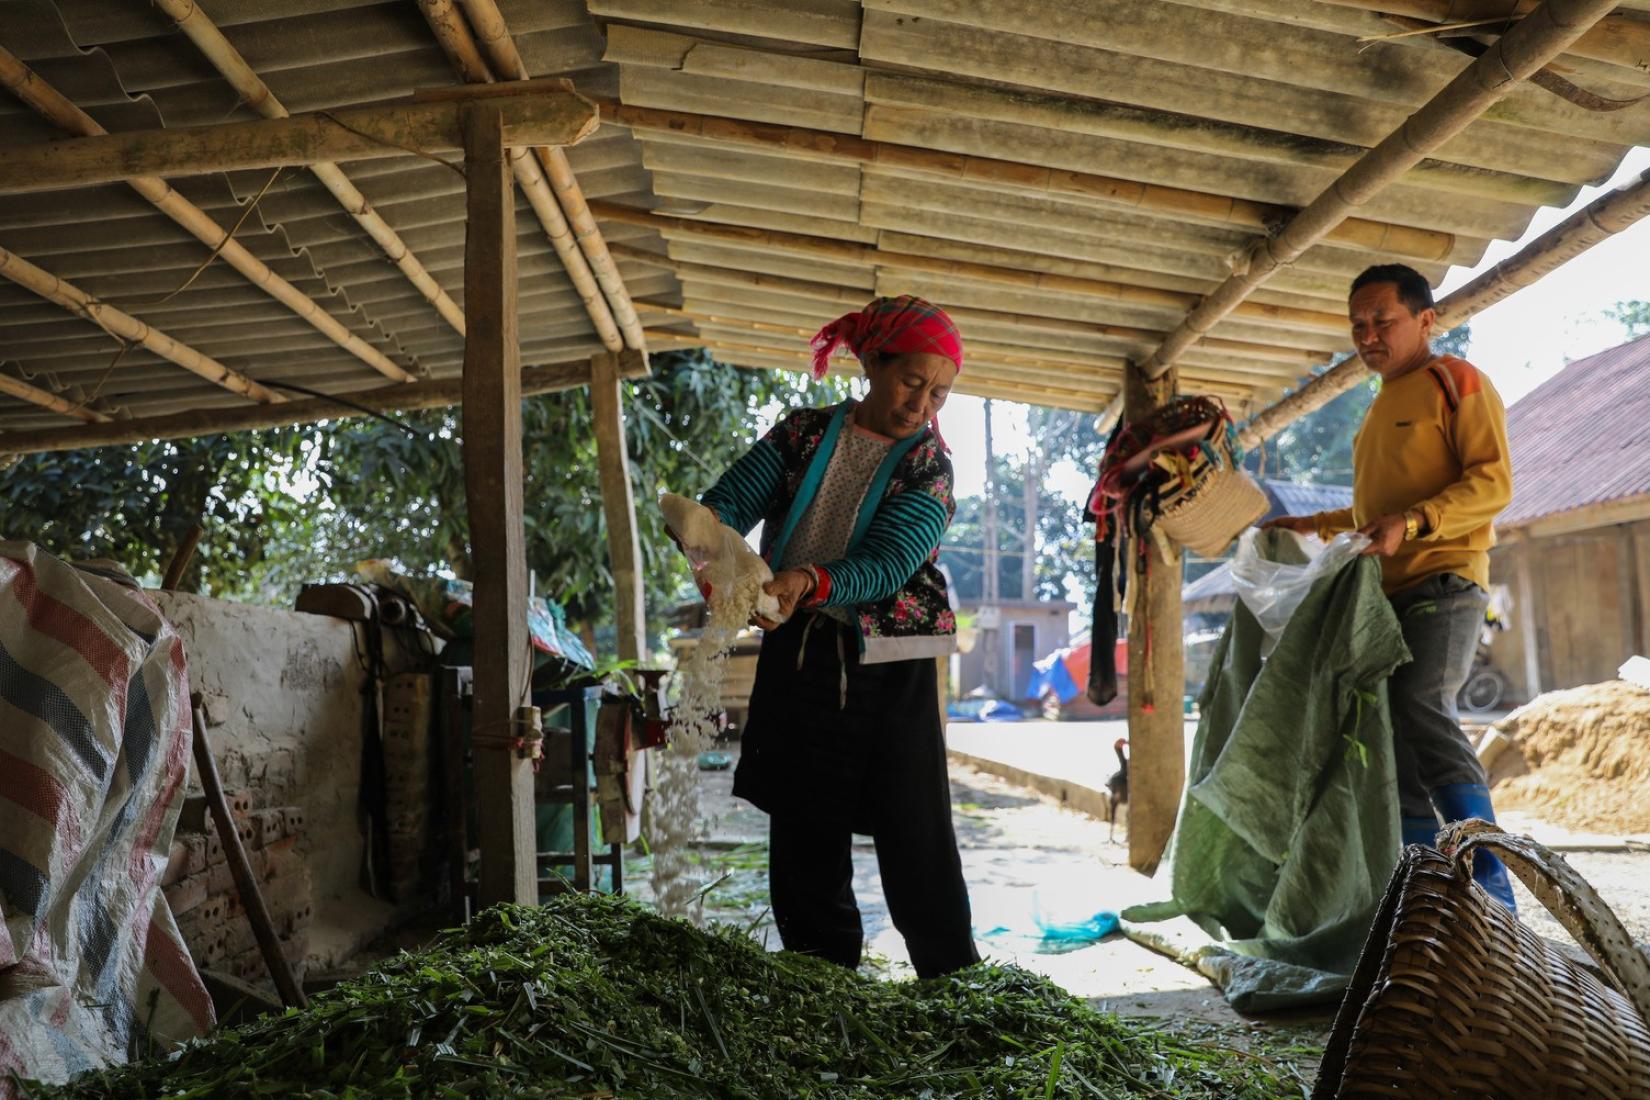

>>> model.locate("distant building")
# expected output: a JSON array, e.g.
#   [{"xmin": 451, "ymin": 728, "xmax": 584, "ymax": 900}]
[
  {"xmin": 1489, "ymin": 333, "xmax": 1650, "ymax": 702},
  {"xmin": 955, "ymin": 599, "xmax": 1076, "ymax": 702}
]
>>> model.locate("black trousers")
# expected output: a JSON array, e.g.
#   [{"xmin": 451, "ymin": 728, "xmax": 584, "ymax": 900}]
[{"xmin": 735, "ymin": 614, "xmax": 979, "ymax": 979}]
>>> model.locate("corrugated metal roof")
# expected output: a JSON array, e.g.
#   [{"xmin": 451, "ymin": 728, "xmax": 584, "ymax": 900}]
[
  {"xmin": 2, "ymin": 0, "xmax": 1648, "ymax": 433},
  {"xmin": 1501, "ymin": 331, "xmax": 1650, "ymax": 529}
]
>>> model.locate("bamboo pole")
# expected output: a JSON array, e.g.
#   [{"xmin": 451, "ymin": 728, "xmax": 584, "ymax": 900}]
[
  {"xmin": 151, "ymin": 0, "xmax": 466, "ymax": 338},
  {"xmin": 1139, "ymin": 0, "xmax": 1622, "ymax": 379},
  {"xmin": 416, "ymin": 0, "xmax": 625, "ymax": 353},
  {"xmin": 0, "ymin": 47, "xmax": 417, "ymax": 385},
  {"xmin": 0, "ymin": 369, "xmax": 108, "ymax": 423},
  {"xmin": 598, "ymin": 101, "xmax": 1457, "ymax": 263},
  {"xmin": 590, "ymin": 203, "xmax": 1350, "ymax": 335},
  {"xmin": 460, "ymin": 0, "xmax": 647, "ymax": 351},
  {"xmin": 0, "ymin": 246, "xmax": 281, "ymax": 405},
  {"xmin": 1314, "ymin": 0, "xmax": 1650, "ymax": 75},
  {"xmin": 1237, "ymin": 158, "xmax": 1650, "ymax": 448},
  {"xmin": 0, "ymin": 357, "xmax": 648, "ymax": 454}
]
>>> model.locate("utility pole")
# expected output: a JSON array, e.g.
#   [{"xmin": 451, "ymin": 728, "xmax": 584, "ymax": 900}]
[
  {"xmin": 982, "ymin": 399, "xmax": 1001, "ymax": 694},
  {"xmin": 1021, "ymin": 423, "xmax": 1040, "ymax": 603}
]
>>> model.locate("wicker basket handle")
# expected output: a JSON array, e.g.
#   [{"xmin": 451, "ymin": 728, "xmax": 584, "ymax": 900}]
[{"xmin": 1439, "ymin": 819, "xmax": 1650, "ymax": 1026}]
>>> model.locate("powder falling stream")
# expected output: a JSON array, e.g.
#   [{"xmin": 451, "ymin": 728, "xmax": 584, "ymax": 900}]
[{"xmin": 653, "ymin": 494, "xmax": 778, "ymax": 919}]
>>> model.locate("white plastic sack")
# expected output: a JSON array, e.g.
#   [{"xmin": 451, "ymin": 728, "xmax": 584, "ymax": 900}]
[
  {"xmin": 1229, "ymin": 528, "xmax": 1370, "ymax": 654},
  {"xmin": 658, "ymin": 493, "xmax": 783, "ymax": 624}
]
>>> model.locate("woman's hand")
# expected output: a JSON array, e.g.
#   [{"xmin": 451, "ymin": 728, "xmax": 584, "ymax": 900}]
[{"xmin": 753, "ymin": 569, "xmax": 814, "ymax": 630}]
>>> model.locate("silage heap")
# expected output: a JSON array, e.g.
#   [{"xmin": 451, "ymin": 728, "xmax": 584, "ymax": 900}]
[{"xmin": 24, "ymin": 894, "xmax": 1311, "ymax": 1099}]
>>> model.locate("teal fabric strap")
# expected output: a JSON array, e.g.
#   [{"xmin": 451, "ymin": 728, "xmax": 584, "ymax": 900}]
[{"xmin": 846, "ymin": 426, "xmax": 926, "ymax": 554}]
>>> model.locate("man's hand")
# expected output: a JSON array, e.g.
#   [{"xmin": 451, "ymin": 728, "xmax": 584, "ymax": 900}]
[
  {"xmin": 1358, "ymin": 513, "xmax": 1409, "ymax": 557},
  {"xmin": 1260, "ymin": 514, "xmax": 1317, "ymax": 535},
  {"xmin": 752, "ymin": 569, "xmax": 814, "ymax": 630}
]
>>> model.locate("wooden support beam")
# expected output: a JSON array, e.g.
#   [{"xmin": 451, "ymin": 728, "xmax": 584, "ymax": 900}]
[
  {"xmin": 590, "ymin": 349, "xmax": 651, "ymax": 662},
  {"xmin": 1139, "ymin": 0, "xmax": 1621, "ymax": 378},
  {"xmin": 416, "ymin": 0, "xmax": 626, "ymax": 353},
  {"xmin": 461, "ymin": 104, "xmax": 536, "ymax": 908},
  {"xmin": 0, "ymin": 45, "xmax": 419, "ymax": 385},
  {"xmin": 0, "ymin": 244, "xmax": 281, "ymax": 405},
  {"xmin": 461, "ymin": 0, "xmax": 648, "ymax": 352},
  {"xmin": 1123, "ymin": 361, "xmax": 1185, "ymax": 875},
  {"xmin": 598, "ymin": 100, "xmax": 1457, "ymax": 263},
  {"xmin": 0, "ymin": 88, "xmax": 598, "ymax": 194},
  {"xmin": 590, "ymin": 203, "xmax": 1350, "ymax": 335},
  {"xmin": 0, "ymin": 360, "xmax": 642, "ymax": 454},
  {"xmin": 150, "ymin": 0, "xmax": 467, "ymax": 338}
]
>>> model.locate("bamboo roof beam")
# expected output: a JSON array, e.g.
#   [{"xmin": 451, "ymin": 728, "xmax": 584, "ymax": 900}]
[
  {"xmin": 1314, "ymin": 0, "xmax": 1650, "ymax": 76},
  {"xmin": 416, "ymin": 0, "xmax": 625, "ymax": 353},
  {"xmin": 0, "ymin": 47, "xmax": 421, "ymax": 384},
  {"xmin": 590, "ymin": 203, "xmax": 1350, "ymax": 336},
  {"xmin": 1138, "ymin": 0, "xmax": 1622, "ymax": 380},
  {"xmin": 0, "ymin": 367, "xmax": 109, "ymax": 424},
  {"xmin": 460, "ymin": 0, "xmax": 647, "ymax": 351},
  {"xmin": 0, "ymin": 354, "xmax": 649, "ymax": 455},
  {"xmin": 150, "ymin": 0, "xmax": 466, "ymax": 339},
  {"xmin": 598, "ymin": 101, "xmax": 1457, "ymax": 264},
  {"xmin": 0, "ymin": 245, "xmax": 282, "ymax": 405},
  {"xmin": 1237, "ymin": 157, "xmax": 1650, "ymax": 449}
]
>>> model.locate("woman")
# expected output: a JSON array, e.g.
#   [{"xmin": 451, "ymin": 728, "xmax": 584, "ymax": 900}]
[{"xmin": 697, "ymin": 295, "xmax": 978, "ymax": 980}]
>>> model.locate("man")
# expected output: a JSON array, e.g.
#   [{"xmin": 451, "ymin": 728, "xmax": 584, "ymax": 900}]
[{"xmin": 1266, "ymin": 263, "xmax": 1517, "ymax": 913}]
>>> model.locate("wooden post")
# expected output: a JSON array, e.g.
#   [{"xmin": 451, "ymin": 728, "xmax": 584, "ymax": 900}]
[
  {"xmin": 461, "ymin": 104, "xmax": 536, "ymax": 908},
  {"xmin": 1123, "ymin": 359, "xmax": 1185, "ymax": 874},
  {"xmin": 590, "ymin": 350, "xmax": 648, "ymax": 664},
  {"xmin": 1513, "ymin": 538, "xmax": 1544, "ymax": 703}
]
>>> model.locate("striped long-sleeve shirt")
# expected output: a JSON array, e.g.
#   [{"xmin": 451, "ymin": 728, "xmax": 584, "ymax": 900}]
[{"xmin": 700, "ymin": 401, "xmax": 957, "ymax": 663}]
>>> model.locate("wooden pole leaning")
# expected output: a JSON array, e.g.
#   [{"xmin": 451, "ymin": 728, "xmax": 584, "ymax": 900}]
[
  {"xmin": 1123, "ymin": 360, "xmax": 1186, "ymax": 875},
  {"xmin": 461, "ymin": 104, "xmax": 537, "ymax": 908}
]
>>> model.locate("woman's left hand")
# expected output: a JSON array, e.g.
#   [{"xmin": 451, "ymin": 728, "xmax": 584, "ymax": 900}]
[{"xmin": 753, "ymin": 569, "xmax": 814, "ymax": 629}]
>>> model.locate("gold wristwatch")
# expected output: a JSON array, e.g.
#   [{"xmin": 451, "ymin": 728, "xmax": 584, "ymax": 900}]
[{"xmin": 1402, "ymin": 510, "xmax": 1423, "ymax": 542}]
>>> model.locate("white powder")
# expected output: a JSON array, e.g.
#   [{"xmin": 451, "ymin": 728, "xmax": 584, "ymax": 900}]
[{"xmin": 652, "ymin": 494, "xmax": 783, "ymax": 918}]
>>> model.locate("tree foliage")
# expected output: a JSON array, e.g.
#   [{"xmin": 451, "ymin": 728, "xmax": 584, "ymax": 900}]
[
  {"xmin": 1606, "ymin": 299, "xmax": 1650, "ymax": 339},
  {"xmin": 0, "ymin": 351, "xmax": 844, "ymax": 650}
]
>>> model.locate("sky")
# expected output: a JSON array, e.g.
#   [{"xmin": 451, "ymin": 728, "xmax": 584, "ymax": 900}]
[{"xmin": 936, "ymin": 146, "xmax": 1650, "ymax": 505}]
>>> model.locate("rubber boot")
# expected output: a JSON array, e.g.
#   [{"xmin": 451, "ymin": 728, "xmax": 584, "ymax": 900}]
[
  {"xmin": 1401, "ymin": 817, "xmax": 1440, "ymax": 849},
  {"xmin": 1431, "ymin": 782, "xmax": 1517, "ymax": 915}
]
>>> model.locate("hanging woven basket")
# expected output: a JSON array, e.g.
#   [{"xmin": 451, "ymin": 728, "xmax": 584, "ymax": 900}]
[{"xmin": 1313, "ymin": 820, "xmax": 1650, "ymax": 1100}]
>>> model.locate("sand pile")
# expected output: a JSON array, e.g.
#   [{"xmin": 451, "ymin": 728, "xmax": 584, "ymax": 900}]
[{"xmin": 1487, "ymin": 679, "xmax": 1650, "ymax": 835}]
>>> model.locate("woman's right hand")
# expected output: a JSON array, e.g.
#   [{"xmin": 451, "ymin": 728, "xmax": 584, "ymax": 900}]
[{"xmin": 1260, "ymin": 514, "xmax": 1317, "ymax": 535}]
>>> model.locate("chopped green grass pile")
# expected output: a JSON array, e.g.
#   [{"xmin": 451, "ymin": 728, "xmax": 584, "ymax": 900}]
[{"xmin": 24, "ymin": 894, "xmax": 1314, "ymax": 1098}]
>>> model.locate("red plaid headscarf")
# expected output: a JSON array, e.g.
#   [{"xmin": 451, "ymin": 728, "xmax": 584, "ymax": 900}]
[
  {"xmin": 809, "ymin": 295, "xmax": 963, "ymax": 448},
  {"xmin": 809, "ymin": 295, "xmax": 963, "ymax": 380}
]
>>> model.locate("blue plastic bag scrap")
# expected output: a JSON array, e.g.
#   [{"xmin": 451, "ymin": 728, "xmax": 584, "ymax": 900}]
[{"xmin": 973, "ymin": 885, "xmax": 1120, "ymax": 955}]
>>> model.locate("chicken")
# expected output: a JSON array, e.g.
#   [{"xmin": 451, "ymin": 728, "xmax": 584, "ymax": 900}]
[{"xmin": 1106, "ymin": 737, "xmax": 1128, "ymax": 841}]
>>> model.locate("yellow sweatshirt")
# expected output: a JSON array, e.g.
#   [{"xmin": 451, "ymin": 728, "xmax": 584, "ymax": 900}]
[{"xmin": 1313, "ymin": 355, "xmax": 1512, "ymax": 594}]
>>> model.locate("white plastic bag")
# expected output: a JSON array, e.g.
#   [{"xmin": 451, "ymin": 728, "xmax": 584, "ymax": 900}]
[{"xmin": 1229, "ymin": 528, "xmax": 1369, "ymax": 654}]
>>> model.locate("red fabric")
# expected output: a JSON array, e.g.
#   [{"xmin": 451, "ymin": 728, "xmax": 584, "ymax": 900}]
[{"xmin": 808, "ymin": 295, "xmax": 963, "ymax": 380}]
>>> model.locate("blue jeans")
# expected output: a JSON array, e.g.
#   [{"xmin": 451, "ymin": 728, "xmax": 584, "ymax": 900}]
[{"xmin": 1387, "ymin": 573, "xmax": 1490, "ymax": 820}]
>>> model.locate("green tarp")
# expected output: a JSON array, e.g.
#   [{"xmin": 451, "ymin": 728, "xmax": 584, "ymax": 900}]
[{"xmin": 1123, "ymin": 531, "xmax": 1410, "ymax": 1011}]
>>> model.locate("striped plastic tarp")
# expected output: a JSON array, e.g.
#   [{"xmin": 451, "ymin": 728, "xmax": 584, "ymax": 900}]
[{"xmin": 0, "ymin": 543, "xmax": 212, "ymax": 1093}]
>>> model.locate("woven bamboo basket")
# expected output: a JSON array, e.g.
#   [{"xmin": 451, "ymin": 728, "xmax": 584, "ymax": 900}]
[
  {"xmin": 1314, "ymin": 820, "xmax": 1650, "ymax": 1100},
  {"xmin": 1155, "ymin": 459, "xmax": 1269, "ymax": 557}
]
